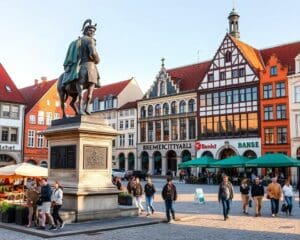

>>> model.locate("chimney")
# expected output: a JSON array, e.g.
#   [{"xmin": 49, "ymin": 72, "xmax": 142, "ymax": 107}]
[
  {"xmin": 34, "ymin": 79, "xmax": 39, "ymax": 86},
  {"xmin": 41, "ymin": 76, "xmax": 47, "ymax": 86}
]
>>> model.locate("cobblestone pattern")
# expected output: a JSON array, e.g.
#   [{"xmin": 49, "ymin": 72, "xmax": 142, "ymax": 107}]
[{"xmin": 0, "ymin": 179, "xmax": 299, "ymax": 240}]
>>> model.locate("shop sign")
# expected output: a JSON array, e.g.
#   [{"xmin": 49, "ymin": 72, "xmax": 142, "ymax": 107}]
[
  {"xmin": 143, "ymin": 143, "xmax": 192, "ymax": 151},
  {"xmin": 0, "ymin": 145, "xmax": 15, "ymax": 151},
  {"xmin": 237, "ymin": 141, "xmax": 259, "ymax": 148},
  {"xmin": 195, "ymin": 141, "xmax": 217, "ymax": 150}
]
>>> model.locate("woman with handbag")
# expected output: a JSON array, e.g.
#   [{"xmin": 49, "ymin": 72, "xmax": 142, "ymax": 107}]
[
  {"xmin": 51, "ymin": 180, "xmax": 64, "ymax": 229},
  {"xmin": 282, "ymin": 179, "xmax": 293, "ymax": 216}
]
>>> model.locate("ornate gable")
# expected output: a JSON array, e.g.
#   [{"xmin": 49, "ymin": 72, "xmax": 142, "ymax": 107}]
[
  {"xmin": 146, "ymin": 59, "xmax": 179, "ymax": 99},
  {"xmin": 199, "ymin": 34, "xmax": 260, "ymax": 90}
]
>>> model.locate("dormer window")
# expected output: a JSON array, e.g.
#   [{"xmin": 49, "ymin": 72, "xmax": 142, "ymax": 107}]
[
  {"xmin": 270, "ymin": 66, "xmax": 277, "ymax": 76},
  {"xmin": 104, "ymin": 95, "xmax": 113, "ymax": 109},
  {"xmin": 5, "ymin": 85, "xmax": 12, "ymax": 92}
]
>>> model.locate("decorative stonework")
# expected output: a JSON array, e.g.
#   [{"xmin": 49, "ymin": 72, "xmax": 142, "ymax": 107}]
[{"xmin": 83, "ymin": 145, "xmax": 107, "ymax": 169}]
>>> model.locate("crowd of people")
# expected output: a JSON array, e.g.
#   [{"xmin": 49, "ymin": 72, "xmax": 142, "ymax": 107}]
[{"xmin": 25, "ymin": 178, "xmax": 64, "ymax": 230}]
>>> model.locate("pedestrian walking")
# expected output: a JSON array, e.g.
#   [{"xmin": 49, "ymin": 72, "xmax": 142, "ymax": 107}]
[
  {"xmin": 251, "ymin": 177, "xmax": 264, "ymax": 217},
  {"xmin": 132, "ymin": 177, "xmax": 144, "ymax": 214},
  {"xmin": 127, "ymin": 176, "xmax": 135, "ymax": 194},
  {"xmin": 144, "ymin": 178, "xmax": 156, "ymax": 216},
  {"xmin": 162, "ymin": 176, "xmax": 177, "ymax": 223},
  {"xmin": 266, "ymin": 177, "xmax": 282, "ymax": 217},
  {"xmin": 25, "ymin": 181, "xmax": 39, "ymax": 227},
  {"xmin": 218, "ymin": 175, "xmax": 234, "ymax": 221},
  {"xmin": 240, "ymin": 178, "xmax": 250, "ymax": 215},
  {"xmin": 37, "ymin": 178, "xmax": 56, "ymax": 230},
  {"xmin": 282, "ymin": 179, "xmax": 293, "ymax": 216},
  {"xmin": 51, "ymin": 181, "xmax": 65, "ymax": 229}
]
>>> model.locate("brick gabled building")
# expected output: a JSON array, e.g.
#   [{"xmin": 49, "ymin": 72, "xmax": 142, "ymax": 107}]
[
  {"xmin": 20, "ymin": 78, "xmax": 74, "ymax": 167},
  {"xmin": 0, "ymin": 63, "xmax": 26, "ymax": 166}
]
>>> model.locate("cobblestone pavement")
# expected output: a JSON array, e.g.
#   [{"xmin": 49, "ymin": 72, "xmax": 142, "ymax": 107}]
[{"xmin": 0, "ymin": 179, "xmax": 299, "ymax": 240}]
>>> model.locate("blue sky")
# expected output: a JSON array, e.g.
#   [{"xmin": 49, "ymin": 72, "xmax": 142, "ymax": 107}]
[{"xmin": 1, "ymin": 0, "xmax": 300, "ymax": 92}]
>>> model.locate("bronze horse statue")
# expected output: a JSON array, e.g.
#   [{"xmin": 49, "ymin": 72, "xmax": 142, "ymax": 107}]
[{"xmin": 57, "ymin": 19, "xmax": 100, "ymax": 118}]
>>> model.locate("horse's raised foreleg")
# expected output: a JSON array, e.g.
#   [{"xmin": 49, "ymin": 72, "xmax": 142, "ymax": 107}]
[
  {"xmin": 75, "ymin": 83, "xmax": 84, "ymax": 115},
  {"xmin": 85, "ymin": 83, "xmax": 95, "ymax": 115}
]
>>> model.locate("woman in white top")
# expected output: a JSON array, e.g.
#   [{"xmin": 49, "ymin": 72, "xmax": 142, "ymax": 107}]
[
  {"xmin": 282, "ymin": 179, "xmax": 293, "ymax": 216},
  {"xmin": 51, "ymin": 181, "xmax": 64, "ymax": 229}
]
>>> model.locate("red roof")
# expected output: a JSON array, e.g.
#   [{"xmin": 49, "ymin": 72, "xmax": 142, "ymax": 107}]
[
  {"xmin": 19, "ymin": 79, "xmax": 57, "ymax": 113},
  {"xmin": 0, "ymin": 63, "xmax": 25, "ymax": 104},
  {"xmin": 167, "ymin": 61, "xmax": 211, "ymax": 92},
  {"xmin": 91, "ymin": 79, "xmax": 132, "ymax": 101},
  {"xmin": 119, "ymin": 101, "xmax": 137, "ymax": 110},
  {"xmin": 260, "ymin": 41, "xmax": 300, "ymax": 74}
]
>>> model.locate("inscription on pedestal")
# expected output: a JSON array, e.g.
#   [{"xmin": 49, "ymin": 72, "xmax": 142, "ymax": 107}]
[
  {"xmin": 83, "ymin": 145, "xmax": 107, "ymax": 169},
  {"xmin": 50, "ymin": 145, "xmax": 76, "ymax": 169}
]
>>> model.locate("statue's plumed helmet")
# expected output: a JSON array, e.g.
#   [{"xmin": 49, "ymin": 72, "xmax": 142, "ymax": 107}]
[{"xmin": 82, "ymin": 19, "xmax": 97, "ymax": 34}]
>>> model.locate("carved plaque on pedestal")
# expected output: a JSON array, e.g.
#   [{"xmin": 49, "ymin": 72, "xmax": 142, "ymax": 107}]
[
  {"xmin": 50, "ymin": 145, "xmax": 76, "ymax": 169},
  {"xmin": 83, "ymin": 145, "xmax": 107, "ymax": 169}
]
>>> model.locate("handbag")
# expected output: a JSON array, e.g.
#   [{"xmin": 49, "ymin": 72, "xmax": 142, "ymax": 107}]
[
  {"xmin": 281, "ymin": 203, "xmax": 287, "ymax": 212},
  {"xmin": 36, "ymin": 197, "xmax": 43, "ymax": 206},
  {"xmin": 248, "ymin": 199, "xmax": 252, "ymax": 208}
]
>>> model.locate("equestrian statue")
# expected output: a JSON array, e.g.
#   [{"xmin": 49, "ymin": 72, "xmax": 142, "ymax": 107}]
[{"xmin": 57, "ymin": 19, "xmax": 100, "ymax": 118}]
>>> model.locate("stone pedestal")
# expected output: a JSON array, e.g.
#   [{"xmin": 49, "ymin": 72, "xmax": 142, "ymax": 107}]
[{"xmin": 44, "ymin": 115, "xmax": 136, "ymax": 222}]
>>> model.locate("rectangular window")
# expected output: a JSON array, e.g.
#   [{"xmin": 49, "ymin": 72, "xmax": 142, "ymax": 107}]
[
  {"xmin": 264, "ymin": 106, "xmax": 273, "ymax": 120},
  {"xmin": 38, "ymin": 111, "xmax": 44, "ymax": 125},
  {"xmin": 29, "ymin": 115, "xmax": 36, "ymax": 124},
  {"xmin": 200, "ymin": 118, "xmax": 206, "ymax": 137},
  {"xmin": 119, "ymin": 120, "xmax": 123, "ymax": 130},
  {"xmin": 239, "ymin": 68, "xmax": 245, "ymax": 77},
  {"xmin": 207, "ymin": 93, "xmax": 212, "ymax": 106},
  {"xmin": 148, "ymin": 122, "xmax": 153, "ymax": 142},
  {"xmin": 263, "ymin": 84, "xmax": 272, "ymax": 99},
  {"xmin": 128, "ymin": 133, "xmax": 134, "ymax": 146},
  {"xmin": 227, "ymin": 115, "xmax": 234, "ymax": 136},
  {"xmin": 240, "ymin": 114, "xmax": 247, "ymax": 136},
  {"xmin": 213, "ymin": 116, "xmax": 220, "ymax": 135},
  {"xmin": 277, "ymin": 127, "xmax": 287, "ymax": 144},
  {"xmin": 140, "ymin": 123, "xmax": 146, "ymax": 142},
  {"xmin": 163, "ymin": 120, "xmax": 169, "ymax": 141},
  {"xmin": 232, "ymin": 69, "xmax": 239, "ymax": 78},
  {"xmin": 252, "ymin": 87, "xmax": 258, "ymax": 101},
  {"xmin": 46, "ymin": 112, "xmax": 52, "ymax": 126},
  {"xmin": 246, "ymin": 88, "xmax": 252, "ymax": 101},
  {"xmin": 220, "ymin": 71, "xmax": 226, "ymax": 80},
  {"xmin": 233, "ymin": 114, "xmax": 240, "ymax": 134},
  {"xmin": 248, "ymin": 113, "xmax": 258, "ymax": 135},
  {"xmin": 171, "ymin": 119, "xmax": 178, "ymax": 140},
  {"xmin": 227, "ymin": 90, "xmax": 232, "ymax": 104},
  {"xmin": 270, "ymin": 66, "xmax": 277, "ymax": 76},
  {"xmin": 10, "ymin": 106, "xmax": 19, "ymax": 119},
  {"xmin": 28, "ymin": 130, "xmax": 35, "ymax": 147},
  {"xmin": 220, "ymin": 91, "xmax": 226, "ymax": 105},
  {"xmin": 130, "ymin": 120, "xmax": 134, "ymax": 128},
  {"xmin": 2, "ymin": 105, "xmax": 10, "ymax": 117},
  {"xmin": 276, "ymin": 105, "xmax": 286, "ymax": 120},
  {"xmin": 295, "ymin": 86, "xmax": 300, "ymax": 103},
  {"xmin": 240, "ymin": 89, "xmax": 245, "ymax": 102},
  {"xmin": 179, "ymin": 118, "xmax": 186, "ymax": 140},
  {"xmin": 220, "ymin": 115, "xmax": 226, "ymax": 136},
  {"xmin": 207, "ymin": 117, "xmax": 213, "ymax": 137},
  {"xmin": 155, "ymin": 121, "xmax": 161, "ymax": 141},
  {"xmin": 119, "ymin": 134, "xmax": 125, "ymax": 147},
  {"xmin": 37, "ymin": 133, "xmax": 44, "ymax": 148},
  {"xmin": 188, "ymin": 118, "xmax": 196, "ymax": 139},
  {"xmin": 276, "ymin": 82, "xmax": 285, "ymax": 97},
  {"xmin": 233, "ymin": 90, "xmax": 239, "ymax": 103},
  {"xmin": 125, "ymin": 120, "xmax": 129, "ymax": 129},
  {"xmin": 208, "ymin": 73, "xmax": 214, "ymax": 82},
  {"xmin": 200, "ymin": 94, "xmax": 206, "ymax": 107},
  {"xmin": 130, "ymin": 109, "xmax": 134, "ymax": 115},
  {"xmin": 213, "ymin": 92, "xmax": 219, "ymax": 105},
  {"xmin": 10, "ymin": 128, "xmax": 17, "ymax": 142},
  {"xmin": 265, "ymin": 128, "xmax": 274, "ymax": 144},
  {"xmin": 120, "ymin": 111, "xmax": 123, "ymax": 117},
  {"xmin": 1, "ymin": 127, "xmax": 9, "ymax": 141}
]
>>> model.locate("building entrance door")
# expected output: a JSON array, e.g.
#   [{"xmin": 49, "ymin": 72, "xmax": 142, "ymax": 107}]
[{"xmin": 166, "ymin": 150, "xmax": 177, "ymax": 176}]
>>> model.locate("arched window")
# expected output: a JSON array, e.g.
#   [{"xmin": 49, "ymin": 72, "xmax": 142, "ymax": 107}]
[
  {"xmin": 140, "ymin": 106, "xmax": 146, "ymax": 118},
  {"xmin": 163, "ymin": 103, "xmax": 169, "ymax": 115},
  {"xmin": 171, "ymin": 101, "xmax": 177, "ymax": 114},
  {"xmin": 160, "ymin": 82, "xmax": 165, "ymax": 96},
  {"xmin": 225, "ymin": 51, "xmax": 232, "ymax": 63},
  {"xmin": 179, "ymin": 100, "xmax": 186, "ymax": 113},
  {"xmin": 148, "ymin": 105, "xmax": 153, "ymax": 117},
  {"xmin": 188, "ymin": 99, "xmax": 195, "ymax": 112},
  {"xmin": 155, "ymin": 104, "xmax": 161, "ymax": 116}
]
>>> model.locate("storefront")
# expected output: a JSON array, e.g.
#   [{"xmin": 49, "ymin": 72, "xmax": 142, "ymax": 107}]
[{"xmin": 137, "ymin": 141, "xmax": 195, "ymax": 176}]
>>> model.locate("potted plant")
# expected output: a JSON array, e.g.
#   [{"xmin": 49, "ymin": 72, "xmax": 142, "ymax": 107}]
[
  {"xmin": 0, "ymin": 202, "xmax": 16, "ymax": 223},
  {"xmin": 118, "ymin": 192, "xmax": 133, "ymax": 206},
  {"xmin": 15, "ymin": 205, "xmax": 28, "ymax": 225}
]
